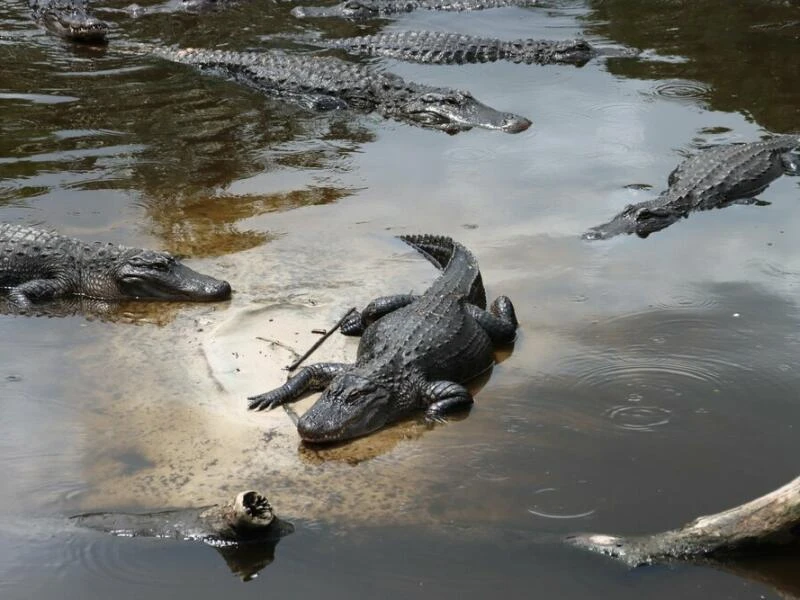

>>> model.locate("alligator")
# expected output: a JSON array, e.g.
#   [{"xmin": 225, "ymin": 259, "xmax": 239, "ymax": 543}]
[
  {"xmin": 248, "ymin": 235, "xmax": 518, "ymax": 443},
  {"xmin": 306, "ymin": 31, "xmax": 599, "ymax": 66},
  {"xmin": 72, "ymin": 490, "xmax": 294, "ymax": 581},
  {"xmin": 146, "ymin": 46, "xmax": 532, "ymax": 134},
  {"xmin": 0, "ymin": 223, "xmax": 231, "ymax": 309},
  {"xmin": 291, "ymin": 0, "xmax": 538, "ymax": 19},
  {"xmin": 29, "ymin": 0, "xmax": 109, "ymax": 43},
  {"xmin": 582, "ymin": 135, "xmax": 800, "ymax": 240}
]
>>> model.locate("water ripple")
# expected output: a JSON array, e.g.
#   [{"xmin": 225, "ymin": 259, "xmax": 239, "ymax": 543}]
[
  {"xmin": 604, "ymin": 404, "xmax": 672, "ymax": 432},
  {"xmin": 645, "ymin": 79, "xmax": 713, "ymax": 104},
  {"xmin": 60, "ymin": 534, "xmax": 178, "ymax": 587}
]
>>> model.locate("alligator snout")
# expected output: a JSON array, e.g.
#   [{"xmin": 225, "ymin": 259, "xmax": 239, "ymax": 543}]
[{"xmin": 501, "ymin": 113, "xmax": 532, "ymax": 134}]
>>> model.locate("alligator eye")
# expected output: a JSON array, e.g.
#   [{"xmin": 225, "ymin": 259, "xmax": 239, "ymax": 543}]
[
  {"xmin": 343, "ymin": 0, "xmax": 363, "ymax": 8},
  {"xmin": 419, "ymin": 93, "xmax": 443, "ymax": 104}
]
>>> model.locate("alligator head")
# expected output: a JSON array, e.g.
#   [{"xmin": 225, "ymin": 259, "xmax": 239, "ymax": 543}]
[
  {"xmin": 40, "ymin": 6, "xmax": 109, "ymax": 44},
  {"xmin": 291, "ymin": 0, "xmax": 385, "ymax": 19},
  {"xmin": 84, "ymin": 248, "xmax": 231, "ymax": 301},
  {"xmin": 582, "ymin": 203, "xmax": 680, "ymax": 240},
  {"xmin": 296, "ymin": 373, "xmax": 393, "ymax": 443},
  {"xmin": 389, "ymin": 88, "xmax": 532, "ymax": 134}
]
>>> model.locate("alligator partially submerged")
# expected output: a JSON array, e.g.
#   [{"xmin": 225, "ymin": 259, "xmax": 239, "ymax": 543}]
[
  {"xmin": 29, "ymin": 0, "xmax": 109, "ymax": 43},
  {"xmin": 248, "ymin": 235, "xmax": 518, "ymax": 443},
  {"xmin": 72, "ymin": 490, "xmax": 293, "ymax": 580},
  {"xmin": 147, "ymin": 47, "xmax": 531, "ymax": 134},
  {"xmin": 0, "ymin": 223, "xmax": 231, "ymax": 309},
  {"xmin": 291, "ymin": 0, "xmax": 538, "ymax": 19},
  {"xmin": 309, "ymin": 31, "xmax": 598, "ymax": 66},
  {"xmin": 583, "ymin": 135, "xmax": 800, "ymax": 240}
]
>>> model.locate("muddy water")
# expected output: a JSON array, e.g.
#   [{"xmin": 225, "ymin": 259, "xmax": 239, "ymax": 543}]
[{"xmin": 2, "ymin": 0, "xmax": 800, "ymax": 597}]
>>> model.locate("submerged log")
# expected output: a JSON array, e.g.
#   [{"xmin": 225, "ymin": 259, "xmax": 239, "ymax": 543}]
[{"xmin": 567, "ymin": 476, "xmax": 800, "ymax": 566}]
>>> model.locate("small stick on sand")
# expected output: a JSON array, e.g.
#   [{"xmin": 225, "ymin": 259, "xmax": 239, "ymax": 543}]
[{"xmin": 286, "ymin": 307, "xmax": 357, "ymax": 372}]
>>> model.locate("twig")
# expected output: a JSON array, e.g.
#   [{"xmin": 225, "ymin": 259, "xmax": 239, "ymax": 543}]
[{"xmin": 286, "ymin": 307, "xmax": 356, "ymax": 372}]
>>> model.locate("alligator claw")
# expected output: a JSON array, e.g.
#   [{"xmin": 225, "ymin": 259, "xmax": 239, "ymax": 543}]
[
  {"xmin": 247, "ymin": 393, "xmax": 281, "ymax": 411},
  {"xmin": 424, "ymin": 413, "xmax": 449, "ymax": 426}
]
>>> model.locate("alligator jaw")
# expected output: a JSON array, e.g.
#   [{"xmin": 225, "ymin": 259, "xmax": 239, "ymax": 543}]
[
  {"xmin": 45, "ymin": 11, "xmax": 109, "ymax": 44},
  {"xmin": 296, "ymin": 373, "xmax": 392, "ymax": 443},
  {"xmin": 116, "ymin": 252, "xmax": 232, "ymax": 302},
  {"xmin": 398, "ymin": 89, "xmax": 532, "ymax": 134}
]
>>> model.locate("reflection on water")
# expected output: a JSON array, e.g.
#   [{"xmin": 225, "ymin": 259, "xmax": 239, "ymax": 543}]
[{"xmin": 3, "ymin": 0, "xmax": 800, "ymax": 598}]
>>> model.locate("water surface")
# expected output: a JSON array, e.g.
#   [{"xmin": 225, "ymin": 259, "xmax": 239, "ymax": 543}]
[{"xmin": 2, "ymin": 0, "xmax": 800, "ymax": 597}]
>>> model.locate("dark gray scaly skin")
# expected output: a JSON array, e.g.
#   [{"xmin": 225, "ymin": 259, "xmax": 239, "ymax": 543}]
[
  {"xmin": 71, "ymin": 491, "xmax": 294, "ymax": 581},
  {"xmin": 291, "ymin": 0, "xmax": 537, "ymax": 19},
  {"xmin": 248, "ymin": 235, "xmax": 518, "ymax": 443},
  {"xmin": 147, "ymin": 47, "xmax": 532, "ymax": 134},
  {"xmin": 583, "ymin": 135, "xmax": 800, "ymax": 240},
  {"xmin": 28, "ymin": 0, "xmax": 109, "ymax": 43},
  {"xmin": 310, "ymin": 31, "xmax": 598, "ymax": 66},
  {"xmin": 0, "ymin": 223, "xmax": 231, "ymax": 309}
]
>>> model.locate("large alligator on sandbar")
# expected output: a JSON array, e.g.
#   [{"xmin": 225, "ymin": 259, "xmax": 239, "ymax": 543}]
[
  {"xmin": 583, "ymin": 135, "xmax": 800, "ymax": 240},
  {"xmin": 0, "ymin": 223, "xmax": 231, "ymax": 309},
  {"xmin": 72, "ymin": 490, "xmax": 294, "ymax": 580},
  {"xmin": 28, "ymin": 0, "xmax": 109, "ymax": 43},
  {"xmin": 248, "ymin": 235, "xmax": 518, "ymax": 443},
  {"xmin": 146, "ymin": 46, "xmax": 532, "ymax": 134},
  {"xmin": 291, "ymin": 0, "xmax": 538, "ymax": 19},
  {"xmin": 307, "ymin": 31, "xmax": 599, "ymax": 66}
]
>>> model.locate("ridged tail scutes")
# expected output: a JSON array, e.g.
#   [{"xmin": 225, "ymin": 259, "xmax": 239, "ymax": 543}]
[
  {"xmin": 398, "ymin": 234, "xmax": 457, "ymax": 271},
  {"xmin": 397, "ymin": 234, "xmax": 487, "ymax": 308}
]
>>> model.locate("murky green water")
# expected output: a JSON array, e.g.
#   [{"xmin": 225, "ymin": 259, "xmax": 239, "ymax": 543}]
[{"xmin": 2, "ymin": 0, "xmax": 800, "ymax": 597}]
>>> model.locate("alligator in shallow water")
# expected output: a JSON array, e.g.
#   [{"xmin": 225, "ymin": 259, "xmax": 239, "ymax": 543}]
[
  {"xmin": 248, "ymin": 235, "xmax": 518, "ymax": 443},
  {"xmin": 0, "ymin": 223, "xmax": 231, "ymax": 309},
  {"xmin": 29, "ymin": 0, "xmax": 109, "ymax": 43},
  {"xmin": 582, "ymin": 135, "xmax": 800, "ymax": 240},
  {"xmin": 147, "ymin": 47, "xmax": 531, "ymax": 134},
  {"xmin": 72, "ymin": 490, "xmax": 293, "ymax": 580},
  {"xmin": 291, "ymin": 0, "xmax": 538, "ymax": 19},
  {"xmin": 306, "ymin": 31, "xmax": 598, "ymax": 65}
]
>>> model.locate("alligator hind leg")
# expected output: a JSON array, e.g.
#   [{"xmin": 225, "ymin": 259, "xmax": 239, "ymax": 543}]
[
  {"xmin": 466, "ymin": 295, "xmax": 518, "ymax": 344},
  {"xmin": 248, "ymin": 362, "xmax": 348, "ymax": 411},
  {"xmin": 341, "ymin": 294, "xmax": 418, "ymax": 335},
  {"xmin": 6, "ymin": 279, "xmax": 65, "ymax": 310},
  {"xmin": 421, "ymin": 381, "xmax": 474, "ymax": 424}
]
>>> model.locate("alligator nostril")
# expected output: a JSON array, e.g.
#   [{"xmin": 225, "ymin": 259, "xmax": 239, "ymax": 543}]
[
  {"xmin": 214, "ymin": 280, "xmax": 232, "ymax": 300},
  {"xmin": 504, "ymin": 115, "xmax": 532, "ymax": 134}
]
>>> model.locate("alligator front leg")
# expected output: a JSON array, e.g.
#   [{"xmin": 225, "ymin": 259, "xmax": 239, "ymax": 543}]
[
  {"xmin": 248, "ymin": 362, "xmax": 348, "ymax": 411},
  {"xmin": 466, "ymin": 295, "xmax": 518, "ymax": 344},
  {"xmin": 6, "ymin": 279, "xmax": 67, "ymax": 310},
  {"xmin": 341, "ymin": 294, "xmax": 418, "ymax": 335},
  {"xmin": 421, "ymin": 380, "xmax": 474, "ymax": 424}
]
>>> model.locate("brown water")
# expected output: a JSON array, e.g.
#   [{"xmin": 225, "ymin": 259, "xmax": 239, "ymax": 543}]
[{"xmin": 2, "ymin": 0, "xmax": 800, "ymax": 597}]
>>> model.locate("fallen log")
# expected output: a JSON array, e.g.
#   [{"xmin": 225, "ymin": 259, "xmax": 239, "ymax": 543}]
[{"xmin": 567, "ymin": 475, "xmax": 800, "ymax": 566}]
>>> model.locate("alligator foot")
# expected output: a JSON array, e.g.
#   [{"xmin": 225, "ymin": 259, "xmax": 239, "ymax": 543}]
[
  {"xmin": 236, "ymin": 490, "xmax": 273, "ymax": 522},
  {"xmin": 248, "ymin": 362, "xmax": 348, "ymax": 410},
  {"xmin": 341, "ymin": 294, "xmax": 418, "ymax": 335},
  {"xmin": 467, "ymin": 295, "xmax": 518, "ymax": 344},
  {"xmin": 422, "ymin": 380, "xmax": 473, "ymax": 425}
]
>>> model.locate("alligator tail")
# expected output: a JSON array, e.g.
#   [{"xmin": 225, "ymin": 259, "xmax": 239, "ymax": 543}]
[{"xmin": 398, "ymin": 234, "xmax": 487, "ymax": 308}]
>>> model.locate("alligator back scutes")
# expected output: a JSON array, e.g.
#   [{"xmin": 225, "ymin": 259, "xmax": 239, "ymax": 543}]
[{"xmin": 398, "ymin": 234, "xmax": 487, "ymax": 308}]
